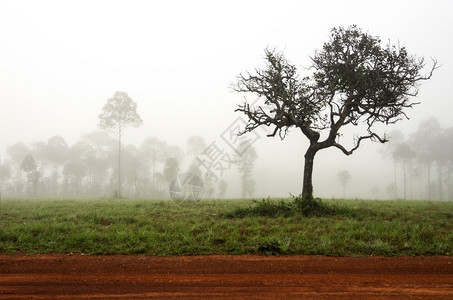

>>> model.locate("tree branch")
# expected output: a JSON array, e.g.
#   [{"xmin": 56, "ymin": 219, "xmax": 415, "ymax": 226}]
[{"xmin": 332, "ymin": 132, "xmax": 388, "ymax": 155}]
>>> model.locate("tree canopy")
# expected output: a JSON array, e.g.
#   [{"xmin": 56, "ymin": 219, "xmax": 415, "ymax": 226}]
[{"xmin": 98, "ymin": 91, "xmax": 143, "ymax": 136}]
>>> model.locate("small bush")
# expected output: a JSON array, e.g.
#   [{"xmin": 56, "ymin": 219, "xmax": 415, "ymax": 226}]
[
  {"xmin": 293, "ymin": 195, "xmax": 336, "ymax": 217},
  {"xmin": 222, "ymin": 195, "xmax": 336, "ymax": 218}
]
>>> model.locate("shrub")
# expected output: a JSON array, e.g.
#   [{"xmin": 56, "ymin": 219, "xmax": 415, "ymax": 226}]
[
  {"xmin": 222, "ymin": 195, "xmax": 336, "ymax": 218},
  {"xmin": 293, "ymin": 195, "xmax": 336, "ymax": 217}
]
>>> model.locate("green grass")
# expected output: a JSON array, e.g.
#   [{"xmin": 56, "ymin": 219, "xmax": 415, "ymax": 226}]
[{"xmin": 0, "ymin": 198, "xmax": 452, "ymax": 256}]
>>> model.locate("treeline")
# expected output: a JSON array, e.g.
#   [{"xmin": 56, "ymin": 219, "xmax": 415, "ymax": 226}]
[
  {"xmin": 385, "ymin": 117, "xmax": 453, "ymax": 201},
  {"xmin": 0, "ymin": 133, "xmax": 243, "ymax": 199}
]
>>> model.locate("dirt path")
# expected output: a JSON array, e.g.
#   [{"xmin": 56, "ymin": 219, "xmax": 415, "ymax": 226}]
[{"xmin": 0, "ymin": 254, "xmax": 452, "ymax": 299}]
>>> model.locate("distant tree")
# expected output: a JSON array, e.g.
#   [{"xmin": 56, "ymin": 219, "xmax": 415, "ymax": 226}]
[
  {"xmin": 7, "ymin": 142, "xmax": 29, "ymax": 165},
  {"xmin": 186, "ymin": 136, "xmax": 207, "ymax": 158},
  {"xmin": 337, "ymin": 170, "xmax": 351, "ymax": 199},
  {"xmin": 122, "ymin": 144, "xmax": 140, "ymax": 197},
  {"xmin": 63, "ymin": 161, "xmax": 85, "ymax": 195},
  {"xmin": 163, "ymin": 157, "xmax": 179, "ymax": 186},
  {"xmin": 411, "ymin": 165, "xmax": 424, "ymax": 200},
  {"xmin": 186, "ymin": 136, "xmax": 206, "ymax": 182},
  {"xmin": 233, "ymin": 25, "xmax": 437, "ymax": 200},
  {"xmin": 382, "ymin": 130, "xmax": 405, "ymax": 199},
  {"xmin": 153, "ymin": 172, "xmax": 166, "ymax": 195},
  {"xmin": 98, "ymin": 91, "xmax": 143, "ymax": 198},
  {"xmin": 187, "ymin": 162, "xmax": 202, "ymax": 178},
  {"xmin": 204, "ymin": 172, "xmax": 215, "ymax": 199},
  {"xmin": 140, "ymin": 137, "xmax": 168, "ymax": 195},
  {"xmin": 0, "ymin": 157, "xmax": 11, "ymax": 198},
  {"xmin": 20, "ymin": 154, "xmax": 39, "ymax": 197},
  {"xmin": 63, "ymin": 141, "xmax": 93, "ymax": 196},
  {"xmin": 233, "ymin": 140, "xmax": 258, "ymax": 198},
  {"xmin": 393, "ymin": 143, "xmax": 415, "ymax": 200},
  {"xmin": 31, "ymin": 141, "xmax": 46, "ymax": 172},
  {"xmin": 217, "ymin": 179, "xmax": 228, "ymax": 198},
  {"xmin": 7, "ymin": 142, "xmax": 30, "ymax": 196},
  {"xmin": 386, "ymin": 183, "xmax": 396, "ymax": 199},
  {"xmin": 431, "ymin": 127, "xmax": 451, "ymax": 201},
  {"xmin": 409, "ymin": 118, "xmax": 441, "ymax": 200},
  {"xmin": 82, "ymin": 131, "xmax": 116, "ymax": 153},
  {"xmin": 41, "ymin": 136, "xmax": 69, "ymax": 195},
  {"xmin": 81, "ymin": 132, "xmax": 114, "ymax": 196},
  {"xmin": 443, "ymin": 127, "xmax": 453, "ymax": 201},
  {"xmin": 165, "ymin": 145, "xmax": 185, "ymax": 163},
  {"xmin": 20, "ymin": 155, "xmax": 37, "ymax": 179},
  {"xmin": 0, "ymin": 159, "xmax": 11, "ymax": 182},
  {"xmin": 45, "ymin": 135, "xmax": 69, "ymax": 167},
  {"xmin": 244, "ymin": 179, "xmax": 256, "ymax": 198}
]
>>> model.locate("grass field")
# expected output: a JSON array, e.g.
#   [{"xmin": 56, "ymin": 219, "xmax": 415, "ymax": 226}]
[{"xmin": 0, "ymin": 198, "xmax": 452, "ymax": 256}]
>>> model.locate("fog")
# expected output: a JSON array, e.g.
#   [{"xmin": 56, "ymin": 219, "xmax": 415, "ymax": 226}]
[{"xmin": 1, "ymin": 0, "xmax": 453, "ymax": 200}]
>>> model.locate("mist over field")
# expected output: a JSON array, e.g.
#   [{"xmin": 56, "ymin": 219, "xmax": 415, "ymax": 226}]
[{"xmin": 1, "ymin": 0, "xmax": 453, "ymax": 200}]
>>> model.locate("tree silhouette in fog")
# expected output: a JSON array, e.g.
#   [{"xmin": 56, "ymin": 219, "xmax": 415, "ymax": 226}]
[
  {"xmin": 233, "ymin": 140, "xmax": 258, "ymax": 198},
  {"xmin": 392, "ymin": 143, "xmax": 415, "ymax": 200},
  {"xmin": 20, "ymin": 154, "xmax": 39, "ymax": 197},
  {"xmin": 98, "ymin": 91, "xmax": 143, "ymax": 198},
  {"xmin": 337, "ymin": 170, "xmax": 351, "ymax": 199}
]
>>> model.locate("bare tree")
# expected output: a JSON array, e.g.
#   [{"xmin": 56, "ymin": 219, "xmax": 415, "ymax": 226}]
[
  {"xmin": 98, "ymin": 91, "xmax": 143, "ymax": 198},
  {"xmin": 233, "ymin": 25, "xmax": 436, "ymax": 199}
]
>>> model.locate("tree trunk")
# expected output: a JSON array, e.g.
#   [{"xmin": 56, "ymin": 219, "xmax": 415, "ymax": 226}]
[{"xmin": 302, "ymin": 147, "xmax": 317, "ymax": 198}]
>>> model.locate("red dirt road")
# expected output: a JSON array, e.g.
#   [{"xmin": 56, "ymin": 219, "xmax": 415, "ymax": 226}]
[{"xmin": 0, "ymin": 254, "xmax": 452, "ymax": 299}]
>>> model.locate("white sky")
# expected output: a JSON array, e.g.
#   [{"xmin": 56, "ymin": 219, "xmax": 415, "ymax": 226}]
[{"xmin": 1, "ymin": 0, "xmax": 452, "ymax": 198}]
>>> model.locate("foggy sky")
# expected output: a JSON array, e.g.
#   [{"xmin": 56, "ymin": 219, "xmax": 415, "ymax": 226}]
[{"xmin": 1, "ymin": 0, "xmax": 452, "ymax": 198}]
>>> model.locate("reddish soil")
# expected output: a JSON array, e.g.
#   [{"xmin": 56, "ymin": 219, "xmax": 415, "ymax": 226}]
[{"xmin": 0, "ymin": 254, "xmax": 452, "ymax": 299}]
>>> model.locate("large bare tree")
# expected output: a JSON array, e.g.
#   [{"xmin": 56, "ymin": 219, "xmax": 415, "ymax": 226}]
[
  {"xmin": 98, "ymin": 91, "xmax": 143, "ymax": 198},
  {"xmin": 233, "ymin": 25, "xmax": 437, "ymax": 199}
]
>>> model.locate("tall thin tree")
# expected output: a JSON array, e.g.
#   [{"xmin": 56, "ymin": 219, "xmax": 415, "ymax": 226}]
[{"xmin": 98, "ymin": 91, "xmax": 143, "ymax": 198}]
